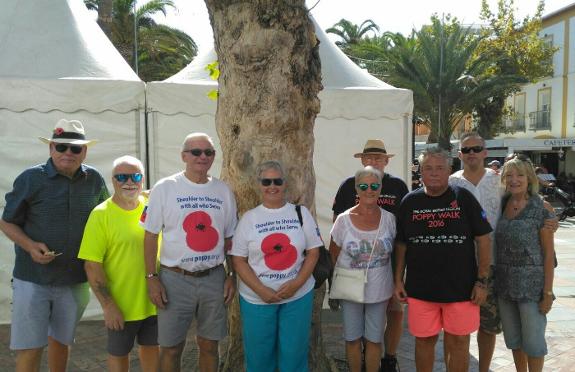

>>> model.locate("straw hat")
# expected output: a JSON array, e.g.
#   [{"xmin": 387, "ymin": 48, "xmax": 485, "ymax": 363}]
[{"xmin": 354, "ymin": 139, "xmax": 394, "ymax": 158}]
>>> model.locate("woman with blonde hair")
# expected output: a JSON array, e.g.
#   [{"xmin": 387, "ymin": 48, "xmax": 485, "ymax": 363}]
[{"xmin": 495, "ymin": 154, "xmax": 555, "ymax": 372}]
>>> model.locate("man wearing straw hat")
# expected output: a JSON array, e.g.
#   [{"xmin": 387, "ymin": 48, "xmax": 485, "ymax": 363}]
[
  {"xmin": 0, "ymin": 119, "xmax": 109, "ymax": 372},
  {"xmin": 332, "ymin": 139, "xmax": 409, "ymax": 372}
]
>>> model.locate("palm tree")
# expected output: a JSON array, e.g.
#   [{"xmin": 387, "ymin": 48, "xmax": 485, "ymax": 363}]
[
  {"xmin": 85, "ymin": 0, "xmax": 197, "ymax": 81},
  {"xmin": 348, "ymin": 16, "xmax": 524, "ymax": 149},
  {"xmin": 326, "ymin": 19, "xmax": 380, "ymax": 48}
]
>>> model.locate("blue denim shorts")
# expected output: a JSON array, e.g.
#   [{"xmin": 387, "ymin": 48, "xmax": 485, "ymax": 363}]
[
  {"xmin": 10, "ymin": 278, "xmax": 90, "ymax": 350},
  {"xmin": 498, "ymin": 297, "xmax": 547, "ymax": 357}
]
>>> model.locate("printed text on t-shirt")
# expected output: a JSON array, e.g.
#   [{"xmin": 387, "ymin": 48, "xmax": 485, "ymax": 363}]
[{"xmin": 177, "ymin": 196, "xmax": 224, "ymax": 210}]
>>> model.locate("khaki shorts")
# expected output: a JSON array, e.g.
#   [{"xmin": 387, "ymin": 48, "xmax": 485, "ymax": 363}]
[
  {"xmin": 157, "ymin": 265, "xmax": 227, "ymax": 346},
  {"xmin": 480, "ymin": 269, "xmax": 502, "ymax": 334}
]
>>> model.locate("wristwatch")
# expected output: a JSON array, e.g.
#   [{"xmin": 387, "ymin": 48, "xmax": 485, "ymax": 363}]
[
  {"xmin": 544, "ymin": 291, "xmax": 554, "ymax": 296},
  {"xmin": 145, "ymin": 273, "xmax": 158, "ymax": 279}
]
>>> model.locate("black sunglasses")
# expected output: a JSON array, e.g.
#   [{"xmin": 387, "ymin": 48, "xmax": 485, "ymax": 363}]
[
  {"xmin": 260, "ymin": 178, "xmax": 284, "ymax": 186},
  {"xmin": 460, "ymin": 146, "xmax": 484, "ymax": 154},
  {"xmin": 113, "ymin": 173, "xmax": 143, "ymax": 183},
  {"xmin": 183, "ymin": 148, "xmax": 216, "ymax": 157},
  {"xmin": 358, "ymin": 183, "xmax": 381, "ymax": 191},
  {"xmin": 54, "ymin": 143, "xmax": 83, "ymax": 154}
]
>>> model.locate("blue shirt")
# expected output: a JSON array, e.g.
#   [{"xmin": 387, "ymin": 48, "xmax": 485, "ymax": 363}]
[{"xmin": 2, "ymin": 159, "xmax": 109, "ymax": 285}]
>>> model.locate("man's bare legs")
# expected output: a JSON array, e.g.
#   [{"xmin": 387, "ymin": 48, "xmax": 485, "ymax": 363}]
[
  {"xmin": 197, "ymin": 336, "xmax": 219, "ymax": 372},
  {"xmin": 47, "ymin": 336, "xmax": 69, "ymax": 372},
  {"xmin": 477, "ymin": 329, "xmax": 496, "ymax": 372},
  {"xmin": 15, "ymin": 348, "xmax": 43, "ymax": 372}
]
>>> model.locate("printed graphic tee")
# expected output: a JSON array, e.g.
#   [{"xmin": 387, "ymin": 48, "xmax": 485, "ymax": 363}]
[
  {"xmin": 332, "ymin": 174, "xmax": 409, "ymax": 217},
  {"xmin": 330, "ymin": 208, "xmax": 396, "ymax": 303},
  {"xmin": 396, "ymin": 186, "xmax": 492, "ymax": 303},
  {"xmin": 143, "ymin": 173, "xmax": 237, "ymax": 272},
  {"xmin": 230, "ymin": 203, "xmax": 323, "ymax": 305}
]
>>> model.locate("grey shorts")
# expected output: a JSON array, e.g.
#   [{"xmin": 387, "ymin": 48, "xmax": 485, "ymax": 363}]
[
  {"xmin": 342, "ymin": 300, "xmax": 389, "ymax": 343},
  {"xmin": 108, "ymin": 315, "xmax": 158, "ymax": 356},
  {"xmin": 157, "ymin": 265, "xmax": 227, "ymax": 347},
  {"xmin": 10, "ymin": 278, "xmax": 90, "ymax": 350}
]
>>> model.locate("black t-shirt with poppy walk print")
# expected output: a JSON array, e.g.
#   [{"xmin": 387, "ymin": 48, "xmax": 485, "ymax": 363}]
[
  {"xmin": 396, "ymin": 185, "xmax": 492, "ymax": 303},
  {"xmin": 332, "ymin": 173, "xmax": 409, "ymax": 218}
]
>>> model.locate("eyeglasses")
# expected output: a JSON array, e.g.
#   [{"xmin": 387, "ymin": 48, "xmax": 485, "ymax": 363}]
[
  {"xmin": 54, "ymin": 144, "xmax": 83, "ymax": 154},
  {"xmin": 460, "ymin": 146, "xmax": 484, "ymax": 154},
  {"xmin": 260, "ymin": 178, "xmax": 284, "ymax": 186},
  {"xmin": 183, "ymin": 148, "xmax": 216, "ymax": 157},
  {"xmin": 113, "ymin": 173, "xmax": 143, "ymax": 183},
  {"xmin": 358, "ymin": 183, "xmax": 381, "ymax": 191}
]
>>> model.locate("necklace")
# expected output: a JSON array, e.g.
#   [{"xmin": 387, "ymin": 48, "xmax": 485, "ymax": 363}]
[{"xmin": 510, "ymin": 196, "xmax": 527, "ymax": 211}]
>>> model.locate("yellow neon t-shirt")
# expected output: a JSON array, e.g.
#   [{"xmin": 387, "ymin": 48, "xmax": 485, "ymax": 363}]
[{"xmin": 79, "ymin": 196, "xmax": 156, "ymax": 321}]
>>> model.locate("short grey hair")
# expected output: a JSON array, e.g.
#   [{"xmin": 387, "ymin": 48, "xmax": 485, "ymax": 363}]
[
  {"xmin": 181, "ymin": 132, "xmax": 214, "ymax": 151},
  {"xmin": 256, "ymin": 160, "xmax": 284, "ymax": 180},
  {"xmin": 355, "ymin": 166, "xmax": 383, "ymax": 185},
  {"xmin": 459, "ymin": 131, "xmax": 485, "ymax": 148},
  {"xmin": 112, "ymin": 155, "xmax": 144, "ymax": 173},
  {"xmin": 418, "ymin": 147, "xmax": 452, "ymax": 167}
]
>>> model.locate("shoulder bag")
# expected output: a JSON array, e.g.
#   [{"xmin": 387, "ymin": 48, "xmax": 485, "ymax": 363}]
[
  {"xmin": 295, "ymin": 205, "xmax": 333, "ymax": 289},
  {"xmin": 329, "ymin": 216, "xmax": 382, "ymax": 303}
]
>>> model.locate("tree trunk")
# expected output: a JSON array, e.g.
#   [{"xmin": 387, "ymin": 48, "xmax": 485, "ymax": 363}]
[
  {"xmin": 97, "ymin": 0, "xmax": 114, "ymax": 39},
  {"xmin": 203, "ymin": 1, "xmax": 328, "ymax": 370}
]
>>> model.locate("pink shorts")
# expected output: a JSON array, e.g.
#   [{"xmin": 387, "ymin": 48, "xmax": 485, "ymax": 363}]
[{"xmin": 407, "ymin": 297, "xmax": 479, "ymax": 337}]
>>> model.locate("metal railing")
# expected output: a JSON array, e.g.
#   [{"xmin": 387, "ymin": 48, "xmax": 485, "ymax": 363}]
[
  {"xmin": 505, "ymin": 117, "xmax": 526, "ymax": 132},
  {"xmin": 528, "ymin": 110, "xmax": 551, "ymax": 131}
]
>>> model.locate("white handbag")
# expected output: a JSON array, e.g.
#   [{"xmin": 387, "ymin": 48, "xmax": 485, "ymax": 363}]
[{"xmin": 329, "ymin": 220, "xmax": 381, "ymax": 303}]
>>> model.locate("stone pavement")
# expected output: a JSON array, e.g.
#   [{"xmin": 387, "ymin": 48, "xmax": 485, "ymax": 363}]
[{"xmin": 1, "ymin": 223, "xmax": 575, "ymax": 371}]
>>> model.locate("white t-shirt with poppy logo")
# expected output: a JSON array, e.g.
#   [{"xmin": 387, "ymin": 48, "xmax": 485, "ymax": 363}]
[
  {"xmin": 231, "ymin": 203, "xmax": 324, "ymax": 305},
  {"xmin": 143, "ymin": 172, "xmax": 237, "ymax": 272}
]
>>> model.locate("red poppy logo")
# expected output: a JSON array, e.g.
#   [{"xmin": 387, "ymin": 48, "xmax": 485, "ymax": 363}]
[
  {"xmin": 261, "ymin": 233, "xmax": 297, "ymax": 270},
  {"xmin": 450, "ymin": 200, "xmax": 458, "ymax": 209},
  {"xmin": 182, "ymin": 211, "xmax": 219, "ymax": 252},
  {"xmin": 54, "ymin": 127, "xmax": 64, "ymax": 135},
  {"xmin": 140, "ymin": 206, "xmax": 148, "ymax": 223}
]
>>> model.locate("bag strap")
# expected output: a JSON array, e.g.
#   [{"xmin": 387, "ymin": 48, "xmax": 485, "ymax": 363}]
[
  {"xmin": 295, "ymin": 204, "xmax": 303, "ymax": 226},
  {"xmin": 363, "ymin": 212, "xmax": 383, "ymax": 282}
]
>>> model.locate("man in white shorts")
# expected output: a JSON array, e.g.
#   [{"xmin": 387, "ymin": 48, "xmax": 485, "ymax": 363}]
[{"xmin": 143, "ymin": 132, "xmax": 237, "ymax": 372}]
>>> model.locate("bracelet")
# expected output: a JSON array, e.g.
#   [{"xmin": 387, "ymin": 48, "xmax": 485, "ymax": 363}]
[
  {"xmin": 145, "ymin": 273, "xmax": 158, "ymax": 279},
  {"xmin": 476, "ymin": 276, "xmax": 488, "ymax": 285}
]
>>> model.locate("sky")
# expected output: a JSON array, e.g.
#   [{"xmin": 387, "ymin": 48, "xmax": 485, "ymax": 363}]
[{"xmin": 153, "ymin": 0, "xmax": 575, "ymax": 54}]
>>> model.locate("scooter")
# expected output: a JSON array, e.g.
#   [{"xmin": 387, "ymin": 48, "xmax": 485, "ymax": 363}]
[{"xmin": 542, "ymin": 186, "xmax": 575, "ymax": 221}]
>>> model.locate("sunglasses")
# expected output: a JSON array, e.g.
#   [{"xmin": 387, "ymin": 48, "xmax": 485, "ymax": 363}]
[
  {"xmin": 113, "ymin": 173, "xmax": 143, "ymax": 183},
  {"xmin": 460, "ymin": 146, "xmax": 484, "ymax": 154},
  {"xmin": 260, "ymin": 178, "xmax": 284, "ymax": 186},
  {"xmin": 54, "ymin": 144, "xmax": 83, "ymax": 154},
  {"xmin": 358, "ymin": 183, "xmax": 381, "ymax": 191},
  {"xmin": 183, "ymin": 148, "xmax": 216, "ymax": 157}
]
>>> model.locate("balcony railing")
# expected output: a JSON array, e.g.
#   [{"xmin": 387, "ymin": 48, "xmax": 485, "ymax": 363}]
[
  {"xmin": 528, "ymin": 110, "xmax": 551, "ymax": 131},
  {"xmin": 505, "ymin": 117, "xmax": 526, "ymax": 132}
]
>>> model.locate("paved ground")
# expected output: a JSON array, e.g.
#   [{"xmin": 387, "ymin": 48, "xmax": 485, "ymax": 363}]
[{"xmin": 2, "ymin": 220, "xmax": 575, "ymax": 371}]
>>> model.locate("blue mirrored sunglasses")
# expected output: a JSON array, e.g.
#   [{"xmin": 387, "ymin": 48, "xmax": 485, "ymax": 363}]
[{"xmin": 113, "ymin": 173, "xmax": 143, "ymax": 183}]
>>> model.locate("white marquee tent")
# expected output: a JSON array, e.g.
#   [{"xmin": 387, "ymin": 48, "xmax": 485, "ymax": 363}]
[
  {"xmin": 0, "ymin": 0, "xmax": 146, "ymax": 323},
  {"xmin": 146, "ymin": 18, "xmax": 414, "ymax": 240}
]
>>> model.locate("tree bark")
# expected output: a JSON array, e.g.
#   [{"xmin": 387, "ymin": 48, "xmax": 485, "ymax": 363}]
[
  {"xmin": 97, "ymin": 0, "xmax": 114, "ymax": 39},
  {"xmin": 203, "ymin": 1, "xmax": 328, "ymax": 370}
]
